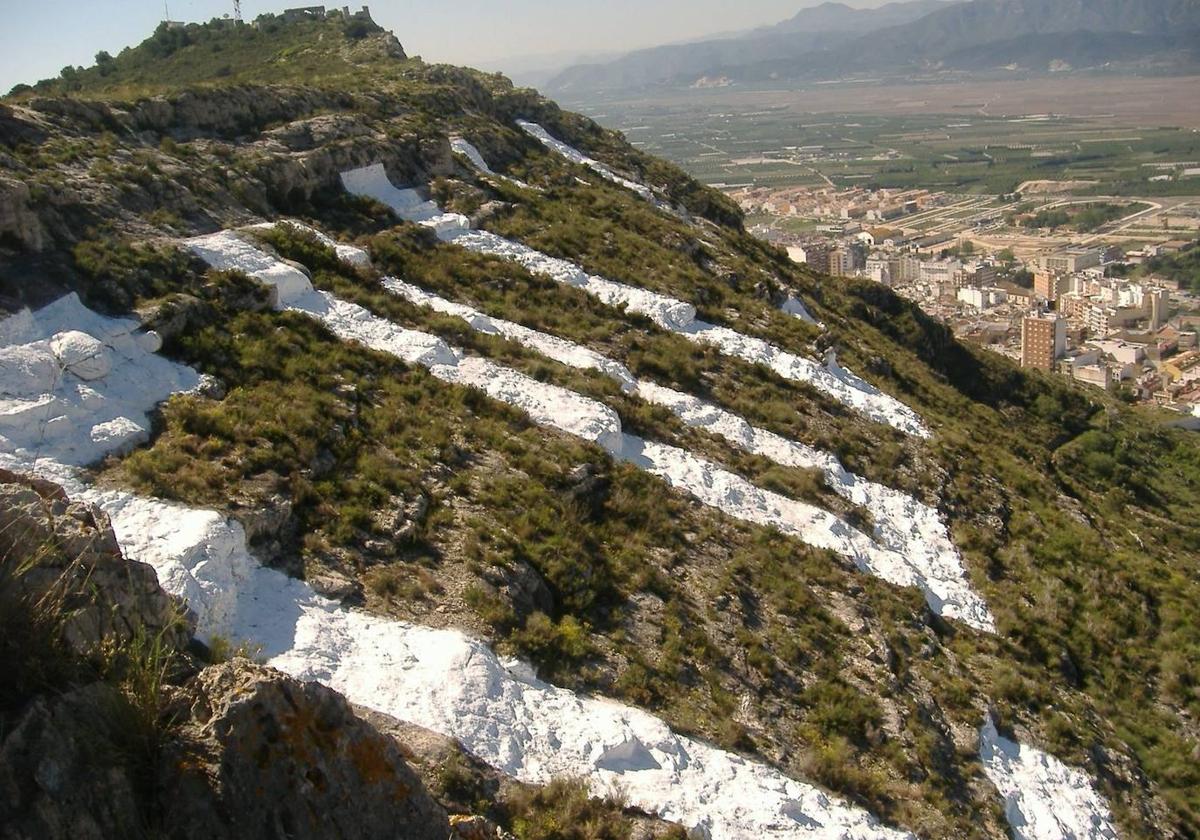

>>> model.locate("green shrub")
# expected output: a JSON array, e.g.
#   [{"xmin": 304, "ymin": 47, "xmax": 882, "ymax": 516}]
[
  {"xmin": 205, "ymin": 634, "xmax": 266, "ymax": 664},
  {"xmin": 510, "ymin": 612, "xmax": 595, "ymax": 680},
  {"xmin": 71, "ymin": 236, "xmax": 203, "ymax": 313},
  {"xmin": 0, "ymin": 542, "xmax": 80, "ymax": 726},
  {"xmin": 503, "ymin": 778, "xmax": 632, "ymax": 840}
]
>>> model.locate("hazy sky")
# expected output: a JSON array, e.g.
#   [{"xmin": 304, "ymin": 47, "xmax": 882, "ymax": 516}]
[{"xmin": 0, "ymin": 0, "xmax": 886, "ymax": 93}]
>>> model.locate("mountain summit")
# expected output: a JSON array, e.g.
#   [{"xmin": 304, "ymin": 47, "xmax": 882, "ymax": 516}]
[{"xmin": 1, "ymin": 12, "xmax": 1198, "ymax": 840}]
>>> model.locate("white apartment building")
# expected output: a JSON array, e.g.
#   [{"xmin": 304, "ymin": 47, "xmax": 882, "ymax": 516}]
[
  {"xmin": 1040, "ymin": 248, "xmax": 1101, "ymax": 274},
  {"xmin": 957, "ymin": 287, "xmax": 1009, "ymax": 310},
  {"xmin": 866, "ymin": 255, "xmax": 893, "ymax": 285},
  {"xmin": 1092, "ymin": 340, "xmax": 1145, "ymax": 366},
  {"xmin": 919, "ymin": 259, "xmax": 962, "ymax": 286}
]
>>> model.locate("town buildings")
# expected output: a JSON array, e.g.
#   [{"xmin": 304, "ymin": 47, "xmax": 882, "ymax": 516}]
[
  {"xmin": 865, "ymin": 256, "xmax": 891, "ymax": 286},
  {"xmin": 957, "ymin": 287, "xmax": 1008, "ymax": 310},
  {"xmin": 1039, "ymin": 247, "xmax": 1101, "ymax": 274},
  {"xmin": 281, "ymin": 5, "xmax": 373, "ymax": 22},
  {"xmin": 1034, "ymin": 270, "xmax": 1071, "ymax": 302},
  {"xmin": 749, "ymin": 184, "xmax": 1198, "ymax": 413},
  {"xmin": 827, "ymin": 247, "xmax": 858, "ymax": 278},
  {"xmin": 800, "ymin": 242, "xmax": 830, "ymax": 274},
  {"xmin": 1021, "ymin": 313, "xmax": 1067, "ymax": 370}
]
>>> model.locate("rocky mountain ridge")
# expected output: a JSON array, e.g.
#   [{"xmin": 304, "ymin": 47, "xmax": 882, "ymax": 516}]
[
  {"xmin": 545, "ymin": 0, "xmax": 1200, "ymax": 93},
  {"xmin": 545, "ymin": 0, "xmax": 956, "ymax": 93},
  {"xmin": 1, "ymin": 14, "xmax": 1198, "ymax": 840}
]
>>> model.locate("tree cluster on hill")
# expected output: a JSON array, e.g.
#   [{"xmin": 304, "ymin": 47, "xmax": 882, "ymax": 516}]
[
  {"xmin": 1023, "ymin": 202, "xmax": 1132, "ymax": 233},
  {"xmin": 1142, "ymin": 239, "xmax": 1200, "ymax": 293},
  {"xmin": 8, "ymin": 13, "xmax": 396, "ymax": 98}
]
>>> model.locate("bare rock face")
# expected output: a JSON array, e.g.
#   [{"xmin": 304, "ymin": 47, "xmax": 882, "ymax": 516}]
[
  {"xmin": 0, "ymin": 104, "xmax": 49, "ymax": 148},
  {"xmin": 228, "ymin": 473, "xmax": 299, "ymax": 571},
  {"xmin": 0, "ymin": 177, "xmax": 45, "ymax": 252},
  {"xmin": 262, "ymin": 113, "xmax": 374, "ymax": 152},
  {"xmin": 0, "ymin": 470, "xmax": 188, "ymax": 840},
  {"xmin": 0, "ymin": 683, "xmax": 147, "ymax": 840},
  {"xmin": 497, "ymin": 557, "xmax": 555, "ymax": 617},
  {"xmin": 0, "ymin": 472, "xmax": 455, "ymax": 840},
  {"xmin": 0, "ymin": 471, "xmax": 192, "ymax": 653},
  {"xmin": 351, "ymin": 32, "xmax": 406, "ymax": 61},
  {"xmin": 127, "ymin": 87, "xmax": 346, "ymax": 138},
  {"xmin": 161, "ymin": 661, "xmax": 451, "ymax": 840},
  {"xmin": 371, "ymin": 493, "xmax": 429, "ymax": 544}
]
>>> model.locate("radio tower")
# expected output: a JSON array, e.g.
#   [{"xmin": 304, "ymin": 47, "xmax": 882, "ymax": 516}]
[{"xmin": 233, "ymin": 0, "xmax": 242, "ymax": 21}]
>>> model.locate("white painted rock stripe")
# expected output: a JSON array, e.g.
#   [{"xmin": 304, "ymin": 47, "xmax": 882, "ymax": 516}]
[
  {"xmin": 518, "ymin": 119, "xmax": 661, "ymax": 205},
  {"xmin": 380, "ymin": 275, "xmax": 993, "ymax": 632},
  {"xmin": 1, "ymin": 295, "xmax": 917, "ymax": 840},
  {"xmin": 0, "ymin": 269, "xmax": 1111, "ymax": 840},
  {"xmin": 980, "ymin": 717, "xmax": 1119, "ymax": 840},
  {"xmin": 451, "ymin": 137, "xmax": 531, "ymax": 190},
  {"xmin": 185, "ymin": 230, "xmax": 910, "ymax": 614},
  {"xmin": 337, "ymin": 164, "xmax": 929, "ymax": 438}
]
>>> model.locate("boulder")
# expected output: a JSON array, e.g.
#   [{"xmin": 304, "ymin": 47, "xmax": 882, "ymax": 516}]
[
  {"xmin": 501, "ymin": 557, "xmax": 555, "ymax": 617},
  {"xmin": 0, "ymin": 684, "xmax": 146, "ymax": 840},
  {"xmin": 371, "ymin": 494, "xmax": 429, "ymax": 543},
  {"xmin": 0, "ymin": 477, "xmax": 191, "ymax": 654},
  {"xmin": 161, "ymin": 661, "xmax": 451, "ymax": 840},
  {"xmin": 230, "ymin": 482, "xmax": 298, "ymax": 572},
  {"xmin": 88, "ymin": 416, "xmax": 149, "ymax": 455},
  {"xmin": 49, "ymin": 331, "xmax": 111, "ymax": 381},
  {"xmin": 135, "ymin": 331, "xmax": 163, "ymax": 354},
  {"xmin": 450, "ymin": 815, "xmax": 517, "ymax": 840},
  {"xmin": 307, "ymin": 570, "xmax": 360, "ymax": 602},
  {"xmin": 0, "ymin": 343, "xmax": 58, "ymax": 396},
  {"xmin": 135, "ymin": 294, "xmax": 209, "ymax": 345},
  {"xmin": 564, "ymin": 463, "xmax": 609, "ymax": 507}
]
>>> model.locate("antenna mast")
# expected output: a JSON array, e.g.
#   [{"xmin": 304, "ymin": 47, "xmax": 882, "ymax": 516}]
[
  {"xmin": 233, "ymin": 0, "xmax": 242, "ymax": 20},
  {"xmin": 164, "ymin": 0, "xmax": 170, "ymax": 20}
]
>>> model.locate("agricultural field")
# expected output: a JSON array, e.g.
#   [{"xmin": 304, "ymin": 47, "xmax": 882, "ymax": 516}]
[
  {"xmin": 589, "ymin": 106, "xmax": 1200, "ymax": 197},
  {"xmin": 566, "ymin": 82, "xmax": 1200, "ymax": 259}
]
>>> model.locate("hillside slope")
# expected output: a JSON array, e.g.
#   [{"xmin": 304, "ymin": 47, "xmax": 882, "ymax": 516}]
[
  {"xmin": 2, "ymin": 14, "xmax": 1199, "ymax": 840},
  {"xmin": 0, "ymin": 468, "xmax": 674, "ymax": 840}
]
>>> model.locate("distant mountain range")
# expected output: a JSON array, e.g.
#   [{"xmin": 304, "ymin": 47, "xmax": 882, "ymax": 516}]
[{"xmin": 546, "ymin": 0, "xmax": 1200, "ymax": 94}]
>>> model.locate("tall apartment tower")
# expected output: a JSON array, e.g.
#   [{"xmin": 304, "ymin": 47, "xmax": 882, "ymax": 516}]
[
  {"xmin": 1021, "ymin": 313, "xmax": 1066, "ymax": 371},
  {"xmin": 896, "ymin": 254, "xmax": 921, "ymax": 284},
  {"xmin": 1148, "ymin": 288, "xmax": 1169, "ymax": 331},
  {"xmin": 1034, "ymin": 270, "xmax": 1070, "ymax": 303},
  {"xmin": 802, "ymin": 243, "xmax": 830, "ymax": 274},
  {"xmin": 827, "ymin": 248, "xmax": 857, "ymax": 277}
]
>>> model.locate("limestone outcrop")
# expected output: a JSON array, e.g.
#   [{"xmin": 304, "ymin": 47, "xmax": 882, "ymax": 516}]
[
  {"xmin": 0, "ymin": 177, "xmax": 44, "ymax": 252},
  {"xmin": 160, "ymin": 661, "xmax": 451, "ymax": 840},
  {"xmin": 0, "ymin": 470, "xmax": 190, "ymax": 653},
  {"xmin": 0, "ymin": 472, "xmax": 451, "ymax": 840}
]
